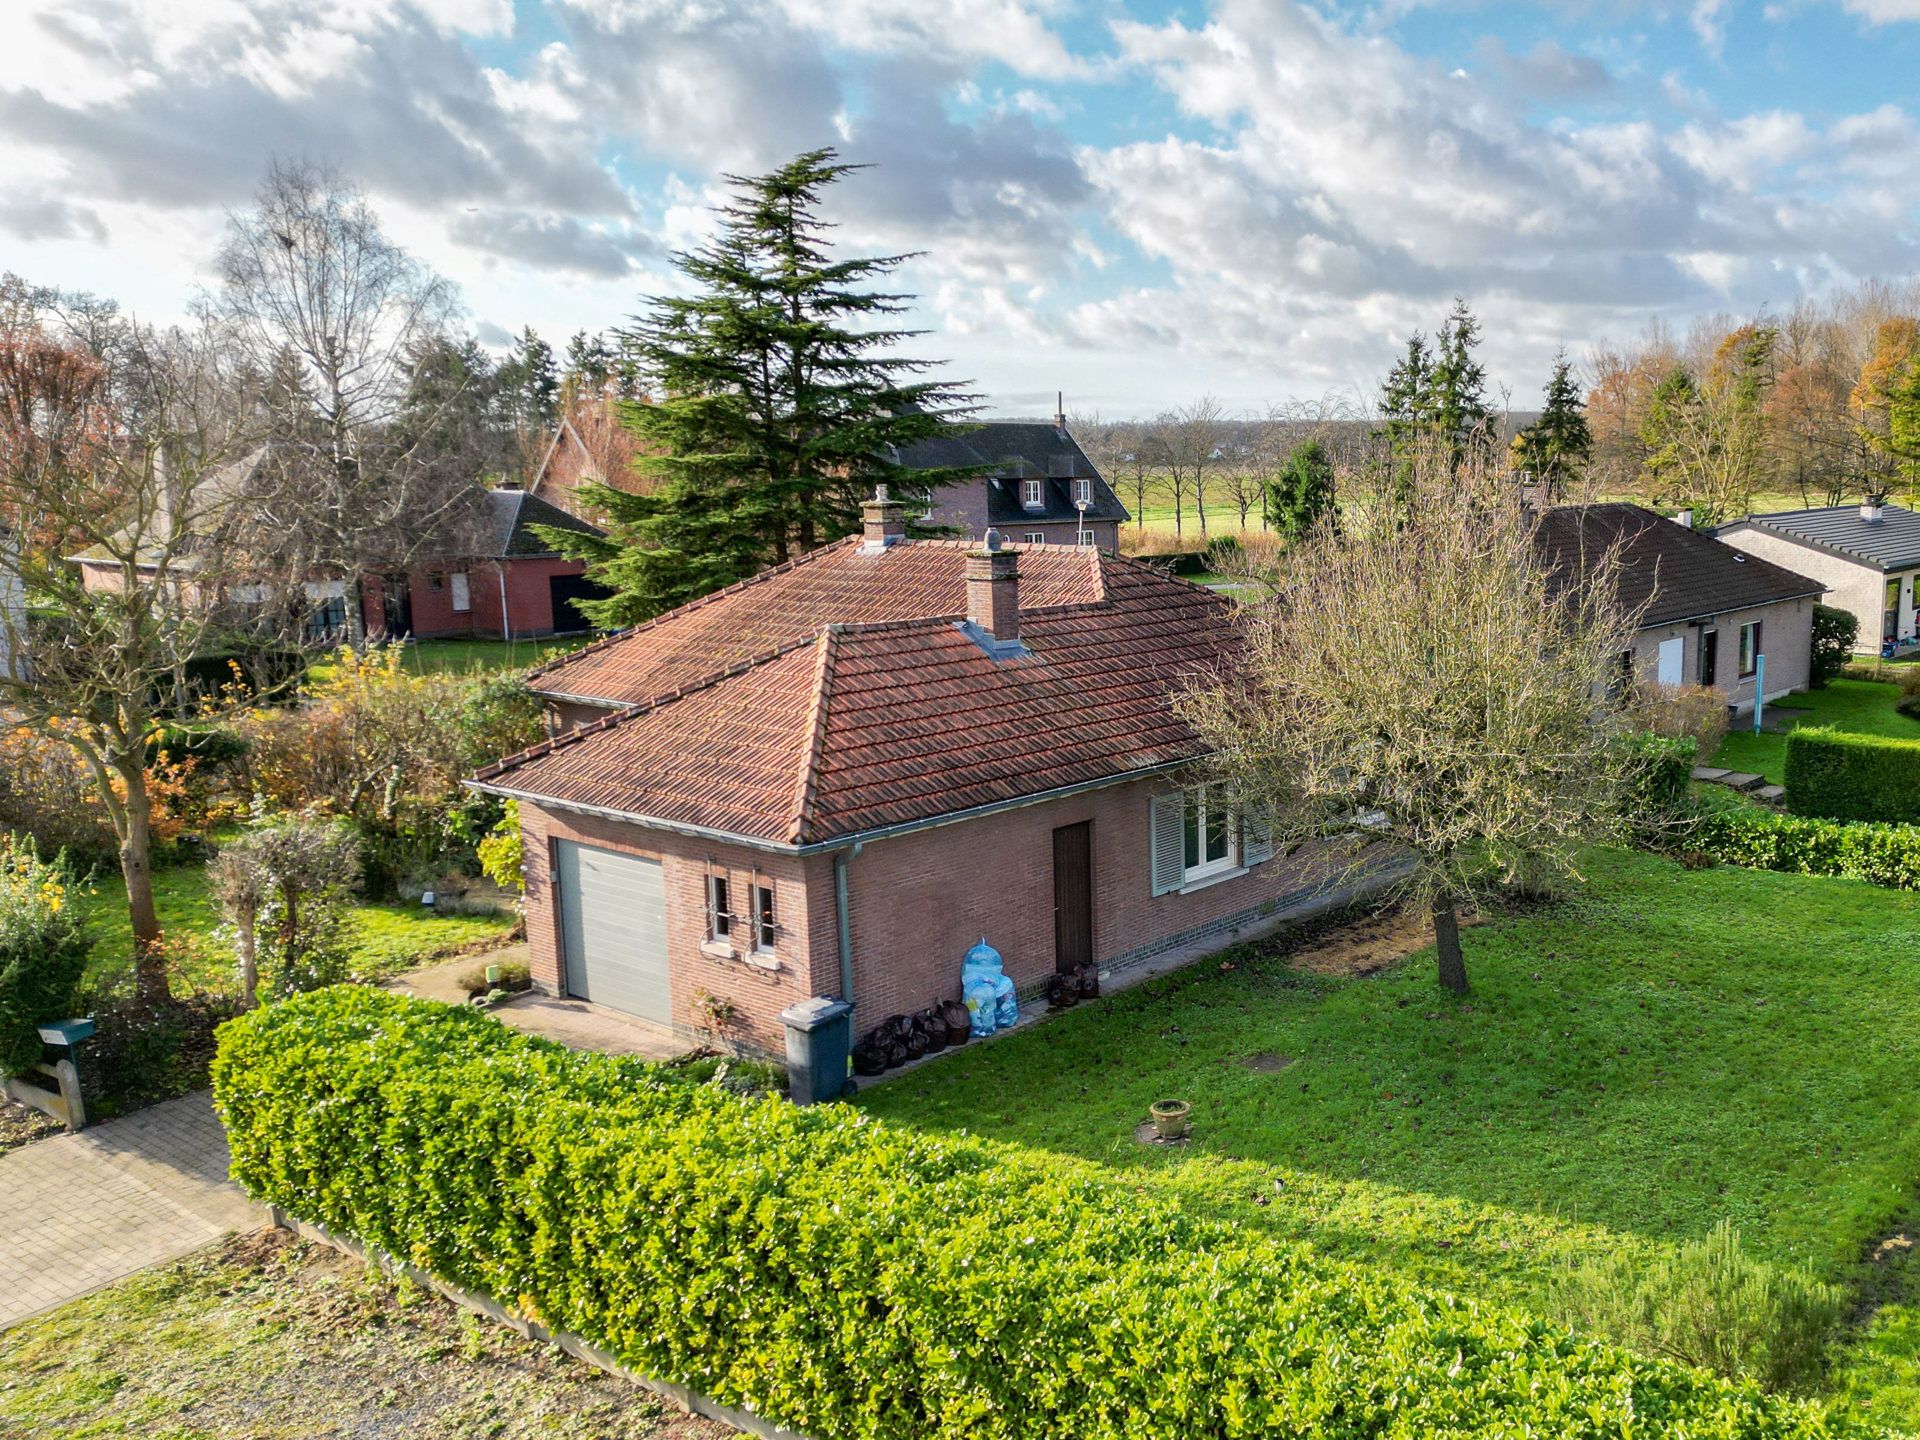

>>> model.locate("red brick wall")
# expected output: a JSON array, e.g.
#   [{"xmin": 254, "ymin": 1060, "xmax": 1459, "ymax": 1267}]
[
  {"xmin": 363, "ymin": 558, "xmax": 591, "ymax": 641},
  {"xmin": 518, "ymin": 803, "xmax": 839, "ymax": 1054},
  {"xmin": 517, "ymin": 775, "xmax": 1337, "ymax": 1053},
  {"xmin": 839, "ymin": 776, "xmax": 1336, "ymax": 1027}
]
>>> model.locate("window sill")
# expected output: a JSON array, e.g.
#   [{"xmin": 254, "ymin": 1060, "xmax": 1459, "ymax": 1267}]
[
  {"xmin": 1177, "ymin": 865, "xmax": 1248, "ymax": 895},
  {"xmin": 744, "ymin": 950, "xmax": 781, "ymax": 972},
  {"xmin": 699, "ymin": 939, "xmax": 734, "ymax": 960}
]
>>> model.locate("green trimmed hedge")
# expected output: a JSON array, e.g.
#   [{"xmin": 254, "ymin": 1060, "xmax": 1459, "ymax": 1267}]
[
  {"xmin": 1696, "ymin": 807, "xmax": 1920, "ymax": 890},
  {"xmin": 1785, "ymin": 727, "xmax": 1920, "ymax": 823},
  {"xmin": 212, "ymin": 988, "xmax": 1864, "ymax": 1439}
]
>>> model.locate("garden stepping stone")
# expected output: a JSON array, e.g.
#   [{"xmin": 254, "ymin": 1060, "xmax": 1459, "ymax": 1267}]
[
  {"xmin": 1690, "ymin": 766, "xmax": 1732, "ymax": 782},
  {"xmin": 1719, "ymin": 772, "xmax": 1765, "ymax": 791},
  {"xmin": 1754, "ymin": 784, "xmax": 1787, "ymax": 804}
]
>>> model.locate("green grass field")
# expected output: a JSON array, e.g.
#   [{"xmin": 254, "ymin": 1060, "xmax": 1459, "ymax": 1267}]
[
  {"xmin": 858, "ymin": 848, "xmax": 1920, "ymax": 1423},
  {"xmin": 1714, "ymin": 678, "xmax": 1920, "ymax": 784},
  {"xmin": 306, "ymin": 634, "xmax": 588, "ymax": 684},
  {"xmin": 0, "ymin": 1231, "xmax": 726, "ymax": 1440},
  {"xmin": 76, "ymin": 861, "xmax": 517, "ymax": 995}
]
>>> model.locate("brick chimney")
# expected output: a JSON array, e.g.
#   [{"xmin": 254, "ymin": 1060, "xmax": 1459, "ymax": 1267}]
[
  {"xmin": 965, "ymin": 529, "xmax": 1022, "ymax": 651},
  {"xmin": 861, "ymin": 484, "xmax": 907, "ymax": 551}
]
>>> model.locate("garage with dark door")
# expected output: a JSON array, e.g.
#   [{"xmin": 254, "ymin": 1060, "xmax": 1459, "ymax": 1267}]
[{"xmin": 554, "ymin": 840, "xmax": 672, "ymax": 1024}]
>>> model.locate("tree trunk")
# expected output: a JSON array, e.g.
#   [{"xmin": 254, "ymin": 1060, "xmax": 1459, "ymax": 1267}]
[
  {"xmin": 236, "ymin": 911, "xmax": 260, "ymax": 1008},
  {"xmin": 120, "ymin": 767, "xmax": 171, "ymax": 1004},
  {"xmin": 1433, "ymin": 892, "xmax": 1469, "ymax": 995}
]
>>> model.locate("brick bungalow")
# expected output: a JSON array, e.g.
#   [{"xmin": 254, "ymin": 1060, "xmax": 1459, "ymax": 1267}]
[
  {"xmin": 894, "ymin": 412, "xmax": 1130, "ymax": 549},
  {"xmin": 471, "ymin": 491, "xmax": 1342, "ymax": 1055},
  {"xmin": 359, "ymin": 489, "xmax": 608, "ymax": 641},
  {"xmin": 1537, "ymin": 503, "xmax": 1821, "ymax": 710}
]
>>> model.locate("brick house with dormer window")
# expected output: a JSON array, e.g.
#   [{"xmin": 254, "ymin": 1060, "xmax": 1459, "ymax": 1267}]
[{"xmin": 470, "ymin": 490, "xmax": 1344, "ymax": 1055}]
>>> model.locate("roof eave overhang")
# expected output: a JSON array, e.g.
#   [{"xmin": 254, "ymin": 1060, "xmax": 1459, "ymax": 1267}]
[
  {"xmin": 1638, "ymin": 586, "xmax": 1825, "ymax": 628},
  {"xmin": 466, "ymin": 755, "xmax": 1199, "ymax": 857}
]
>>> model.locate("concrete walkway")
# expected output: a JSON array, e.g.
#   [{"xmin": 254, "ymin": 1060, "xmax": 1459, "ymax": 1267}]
[
  {"xmin": 0, "ymin": 1090, "xmax": 262, "ymax": 1329},
  {"xmin": 391, "ymin": 947, "xmax": 691, "ymax": 1061}
]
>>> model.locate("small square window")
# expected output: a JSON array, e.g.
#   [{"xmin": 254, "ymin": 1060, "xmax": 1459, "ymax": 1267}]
[
  {"xmin": 1026, "ymin": 531, "xmax": 1046, "ymax": 545},
  {"xmin": 426, "ymin": 573, "xmax": 445, "ymax": 592},
  {"xmin": 1180, "ymin": 785, "xmax": 1239, "ymax": 884},
  {"xmin": 753, "ymin": 883, "xmax": 776, "ymax": 952},
  {"xmin": 1022, "ymin": 478, "xmax": 1044, "ymax": 507}
]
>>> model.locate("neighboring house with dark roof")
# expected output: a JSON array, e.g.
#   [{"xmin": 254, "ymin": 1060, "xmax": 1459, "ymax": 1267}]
[
  {"xmin": 892, "ymin": 412, "xmax": 1129, "ymax": 550},
  {"xmin": 1536, "ymin": 504, "xmax": 1822, "ymax": 710},
  {"xmin": 360, "ymin": 488, "xmax": 609, "ymax": 641},
  {"xmin": 470, "ymin": 490, "xmax": 1344, "ymax": 1056},
  {"xmin": 1715, "ymin": 501, "xmax": 1920, "ymax": 656}
]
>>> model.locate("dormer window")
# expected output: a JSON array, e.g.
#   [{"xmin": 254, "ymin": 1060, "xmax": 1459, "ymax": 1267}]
[
  {"xmin": 1073, "ymin": 477, "xmax": 1091, "ymax": 506},
  {"xmin": 1022, "ymin": 478, "xmax": 1044, "ymax": 508}
]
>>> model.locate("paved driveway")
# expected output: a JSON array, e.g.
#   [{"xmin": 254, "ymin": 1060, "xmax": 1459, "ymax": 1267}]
[{"xmin": 0, "ymin": 1090, "xmax": 261, "ymax": 1329}]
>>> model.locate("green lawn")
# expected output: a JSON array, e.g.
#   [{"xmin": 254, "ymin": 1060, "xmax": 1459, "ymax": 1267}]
[
  {"xmin": 306, "ymin": 634, "xmax": 589, "ymax": 684},
  {"xmin": 0, "ymin": 1230, "xmax": 728, "ymax": 1440},
  {"xmin": 858, "ymin": 848, "xmax": 1920, "ymax": 1425},
  {"xmin": 1713, "ymin": 678, "xmax": 1920, "ymax": 784},
  {"xmin": 77, "ymin": 861, "xmax": 517, "ymax": 995}
]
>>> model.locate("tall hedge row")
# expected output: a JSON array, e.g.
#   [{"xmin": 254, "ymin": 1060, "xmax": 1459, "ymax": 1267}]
[
  {"xmin": 212, "ymin": 989, "xmax": 1863, "ymax": 1440},
  {"xmin": 1784, "ymin": 727, "xmax": 1920, "ymax": 823}
]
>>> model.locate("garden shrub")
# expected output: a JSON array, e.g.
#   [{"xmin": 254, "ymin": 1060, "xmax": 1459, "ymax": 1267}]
[
  {"xmin": 0, "ymin": 837, "xmax": 89, "ymax": 1075},
  {"xmin": 1810, "ymin": 605, "xmax": 1858, "ymax": 689},
  {"xmin": 1620, "ymin": 731, "xmax": 1698, "ymax": 846},
  {"xmin": 1550, "ymin": 1220, "xmax": 1845, "ymax": 1394},
  {"xmin": 1785, "ymin": 726, "xmax": 1920, "ymax": 823},
  {"xmin": 1696, "ymin": 807, "xmax": 1920, "ymax": 889},
  {"xmin": 1630, "ymin": 683, "xmax": 1729, "ymax": 761},
  {"xmin": 213, "ymin": 988, "xmax": 1865, "ymax": 1440},
  {"xmin": 76, "ymin": 976, "xmax": 242, "ymax": 1120},
  {"xmin": 475, "ymin": 800, "xmax": 523, "ymax": 893}
]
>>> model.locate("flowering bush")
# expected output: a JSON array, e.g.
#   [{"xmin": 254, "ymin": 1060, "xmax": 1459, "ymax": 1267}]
[{"xmin": 0, "ymin": 835, "xmax": 90, "ymax": 1074}]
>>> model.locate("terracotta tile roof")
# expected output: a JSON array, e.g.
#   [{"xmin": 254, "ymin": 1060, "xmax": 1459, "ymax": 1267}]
[
  {"xmin": 478, "ymin": 544, "xmax": 1231, "ymax": 846},
  {"xmin": 524, "ymin": 537, "xmax": 1108, "ymax": 705}
]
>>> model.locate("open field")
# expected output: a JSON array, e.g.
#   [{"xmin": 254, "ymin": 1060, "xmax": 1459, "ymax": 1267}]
[
  {"xmin": 859, "ymin": 847, "xmax": 1920, "ymax": 1424},
  {"xmin": 0, "ymin": 1229, "xmax": 728, "ymax": 1440},
  {"xmin": 1713, "ymin": 677, "xmax": 1920, "ymax": 784},
  {"xmin": 306, "ymin": 635, "xmax": 589, "ymax": 684}
]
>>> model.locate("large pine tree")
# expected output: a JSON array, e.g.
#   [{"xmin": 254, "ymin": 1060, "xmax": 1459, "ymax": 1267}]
[
  {"xmin": 1428, "ymin": 298, "xmax": 1492, "ymax": 466},
  {"xmin": 1513, "ymin": 349, "xmax": 1592, "ymax": 502},
  {"xmin": 548, "ymin": 150, "xmax": 977, "ymax": 626}
]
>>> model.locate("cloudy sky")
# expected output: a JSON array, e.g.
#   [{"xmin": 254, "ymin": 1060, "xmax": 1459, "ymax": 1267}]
[{"xmin": 3, "ymin": 0, "xmax": 1919, "ymax": 416}]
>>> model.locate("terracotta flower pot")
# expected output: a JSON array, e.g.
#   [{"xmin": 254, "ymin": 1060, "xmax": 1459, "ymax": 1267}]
[{"xmin": 1149, "ymin": 1099, "xmax": 1191, "ymax": 1141}]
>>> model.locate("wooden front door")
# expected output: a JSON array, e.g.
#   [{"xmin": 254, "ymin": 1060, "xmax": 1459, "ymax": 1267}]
[{"xmin": 1052, "ymin": 821, "xmax": 1093, "ymax": 974}]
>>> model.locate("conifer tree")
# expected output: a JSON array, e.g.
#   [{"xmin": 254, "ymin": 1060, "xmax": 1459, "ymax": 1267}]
[
  {"xmin": 497, "ymin": 326, "xmax": 558, "ymax": 430},
  {"xmin": 1266, "ymin": 437, "xmax": 1336, "ymax": 541},
  {"xmin": 1514, "ymin": 349, "xmax": 1592, "ymax": 502},
  {"xmin": 546, "ymin": 150, "xmax": 977, "ymax": 626},
  {"xmin": 1377, "ymin": 332, "xmax": 1433, "ymax": 505},
  {"xmin": 1429, "ymin": 298, "xmax": 1492, "ymax": 466}
]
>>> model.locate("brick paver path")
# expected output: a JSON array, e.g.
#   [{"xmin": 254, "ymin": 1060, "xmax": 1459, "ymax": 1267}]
[{"xmin": 0, "ymin": 1090, "xmax": 261, "ymax": 1329}]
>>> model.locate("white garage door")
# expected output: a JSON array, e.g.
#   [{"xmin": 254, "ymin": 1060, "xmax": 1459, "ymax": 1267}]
[
  {"xmin": 555, "ymin": 840, "xmax": 671, "ymax": 1024},
  {"xmin": 1656, "ymin": 635, "xmax": 1684, "ymax": 687}
]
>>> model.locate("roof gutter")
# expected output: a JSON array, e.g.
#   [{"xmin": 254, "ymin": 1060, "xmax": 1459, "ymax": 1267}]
[{"xmin": 465, "ymin": 755, "xmax": 1196, "ymax": 858}]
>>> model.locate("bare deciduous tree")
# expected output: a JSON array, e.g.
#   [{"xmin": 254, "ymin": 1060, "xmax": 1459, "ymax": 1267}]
[
  {"xmin": 0, "ymin": 303, "xmax": 257, "ymax": 1001},
  {"xmin": 204, "ymin": 160, "xmax": 484, "ymax": 639},
  {"xmin": 1165, "ymin": 395, "xmax": 1228, "ymax": 541},
  {"xmin": 1181, "ymin": 443, "xmax": 1648, "ymax": 995}
]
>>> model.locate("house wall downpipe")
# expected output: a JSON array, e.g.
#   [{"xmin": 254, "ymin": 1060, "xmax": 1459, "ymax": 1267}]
[{"xmin": 834, "ymin": 841, "xmax": 862, "ymax": 1009}]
